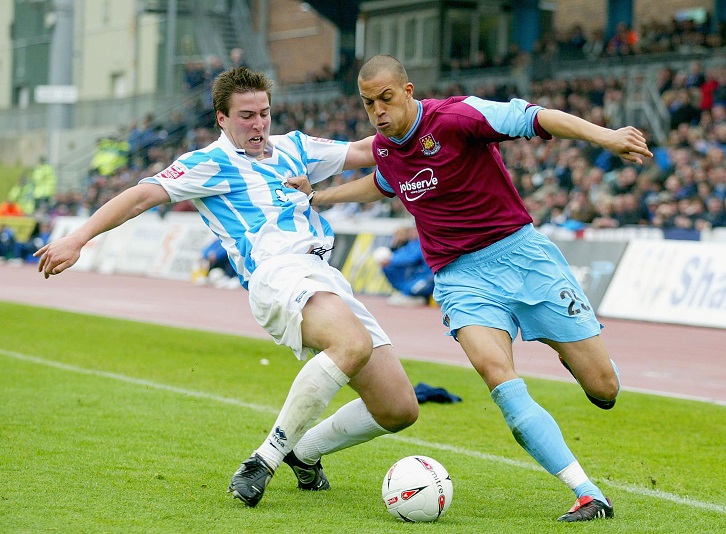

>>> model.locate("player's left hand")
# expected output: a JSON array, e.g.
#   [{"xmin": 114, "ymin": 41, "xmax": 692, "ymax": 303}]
[{"xmin": 606, "ymin": 126, "xmax": 653, "ymax": 165}]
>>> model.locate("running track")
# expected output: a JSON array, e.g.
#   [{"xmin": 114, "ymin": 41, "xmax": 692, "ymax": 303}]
[{"xmin": 1, "ymin": 263, "xmax": 723, "ymax": 405}]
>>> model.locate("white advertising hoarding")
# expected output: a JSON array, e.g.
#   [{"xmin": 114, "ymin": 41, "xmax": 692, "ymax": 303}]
[{"xmin": 599, "ymin": 240, "xmax": 726, "ymax": 328}]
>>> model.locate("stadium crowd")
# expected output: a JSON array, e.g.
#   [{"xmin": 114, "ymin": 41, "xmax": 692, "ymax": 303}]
[
  {"xmin": 2, "ymin": 45, "xmax": 726, "ymax": 264},
  {"xmin": 448, "ymin": 17, "xmax": 724, "ymax": 72}
]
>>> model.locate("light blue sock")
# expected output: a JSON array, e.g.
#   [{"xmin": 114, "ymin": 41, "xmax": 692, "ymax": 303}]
[
  {"xmin": 574, "ymin": 481, "xmax": 607, "ymax": 504},
  {"xmin": 491, "ymin": 378, "xmax": 576, "ymax": 475},
  {"xmin": 492, "ymin": 378, "xmax": 607, "ymax": 502}
]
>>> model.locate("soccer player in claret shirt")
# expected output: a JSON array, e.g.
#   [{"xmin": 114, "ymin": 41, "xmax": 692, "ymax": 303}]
[
  {"xmin": 293, "ymin": 54, "xmax": 653, "ymax": 522},
  {"xmin": 36, "ymin": 65, "xmax": 419, "ymax": 508}
]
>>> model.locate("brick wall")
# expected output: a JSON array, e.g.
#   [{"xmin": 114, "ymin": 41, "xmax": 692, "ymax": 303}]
[
  {"xmin": 265, "ymin": 0, "xmax": 337, "ymax": 85},
  {"xmin": 551, "ymin": 0, "xmax": 606, "ymax": 36},
  {"xmin": 554, "ymin": 0, "xmax": 711, "ymax": 35}
]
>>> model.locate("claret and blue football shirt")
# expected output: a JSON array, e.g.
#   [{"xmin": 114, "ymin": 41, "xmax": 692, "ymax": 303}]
[{"xmin": 372, "ymin": 96, "xmax": 552, "ymax": 272}]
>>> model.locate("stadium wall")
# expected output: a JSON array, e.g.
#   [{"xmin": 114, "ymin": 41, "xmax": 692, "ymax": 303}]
[
  {"xmin": 47, "ymin": 214, "xmax": 726, "ymax": 329},
  {"xmin": 554, "ymin": 0, "xmax": 710, "ymax": 35}
]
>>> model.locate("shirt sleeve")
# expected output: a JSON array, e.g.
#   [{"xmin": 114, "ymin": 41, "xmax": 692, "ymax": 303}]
[
  {"xmin": 139, "ymin": 153, "xmax": 229, "ymax": 203},
  {"xmin": 373, "ymin": 169, "xmax": 397, "ymax": 198},
  {"xmin": 299, "ymin": 133, "xmax": 350, "ymax": 185},
  {"xmin": 462, "ymin": 96, "xmax": 552, "ymax": 140}
]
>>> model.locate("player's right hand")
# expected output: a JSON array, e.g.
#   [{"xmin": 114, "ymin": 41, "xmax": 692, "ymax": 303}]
[
  {"xmin": 287, "ymin": 175, "xmax": 312, "ymax": 195},
  {"xmin": 35, "ymin": 236, "xmax": 83, "ymax": 279}
]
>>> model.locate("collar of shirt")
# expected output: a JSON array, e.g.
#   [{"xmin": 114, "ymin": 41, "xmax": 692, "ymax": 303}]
[{"xmin": 389, "ymin": 100, "xmax": 424, "ymax": 145}]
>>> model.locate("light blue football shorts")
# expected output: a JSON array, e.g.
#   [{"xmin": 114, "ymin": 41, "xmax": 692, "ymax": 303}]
[{"xmin": 433, "ymin": 224, "xmax": 602, "ymax": 342}]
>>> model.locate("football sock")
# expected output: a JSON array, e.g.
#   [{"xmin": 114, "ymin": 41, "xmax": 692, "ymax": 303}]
[
  {"xmin": 574, "ymin": 480, "xmax": 608, "ymax": 504},
  {"xmin": 557, "ymin": 461, "xmax": 608, "ymax": 503},
  {"xmin": 255, "ymin": 351, "xmax": 349, "ymax": 470},
  {"xmin": 491, "ymin": 378, "xmax": 576, "ymax": 475},
  {"xmin": 293, "ymin": 398, "xmax": 389, "ymax": 465}
]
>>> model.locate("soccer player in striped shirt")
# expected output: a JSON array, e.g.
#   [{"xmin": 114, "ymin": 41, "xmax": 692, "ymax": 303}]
[{"xmin": 36, "ymin": 66, "xmax": 419, "ymax": 508}]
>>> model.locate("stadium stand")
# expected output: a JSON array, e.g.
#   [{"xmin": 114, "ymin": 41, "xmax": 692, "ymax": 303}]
[{"xmin": 2, "ymin": 29, "xmax": 725, "ymax": 265}]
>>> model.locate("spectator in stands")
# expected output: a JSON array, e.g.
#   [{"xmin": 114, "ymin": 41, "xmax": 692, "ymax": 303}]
[
  {"xmin": 612, "ymin": 192, "xmax": 649, "ymax": 226},
  {"xmin": 374, "ymin": 225, "xmax": 434, "ymax": 307},
  {"xmin": 0, "ymin": 225, "xmax": 16, "ymax": 260},
  {"xmin": 605, "ymin": 22, "xmax": 638, "ymax": 56},
  {"xmin": 708, "ymin": 161, "xmax": 726, "ymax": 200},
  {"xmin": 295, "ymin": 54, "xmax": 653, "ymax": 523},
  {"xmin": 563, "ymin": 188, "xmax": 598, "ymax": 224},
  {"xmin": 650, "ymin": 193, "xmax": 678, "ymax": 227},
  {"xmin": 35, "ymin": 65, "xmax": 418, "ymax": 511},
  {"xmin": 559, "ymin": 24, "xmax": 588, "ymax": 60},
  {"xmin": 30, "ymin": 158, "xmax": 57, "ymax": 214},
  {"xmin": 183, "ymin": 59, "xmax": 206, "ymax": 93},
  {"xmin": 582, "ymin": 166, "xmax": 609, "ymax": 205},
  {"xmin": 590, "ymin": 196, "xmax": 619, "ymax": 228},
  {"xmin": 193, "ymin": 238, "xmax": 237, "ymax": 287},
  {"xmin": 163, "ymin": 111, "xmax": 189, "ymax": 148},
  {"xmin": 667, "ymin": 88, "xmax": 702, "ymax": 129},
  {"xmin": 0, "ymin": 199, "xmax": 23, "ymax": 217},
  {"xmin": 608, "ymin": 166, "xmax": 639, "ymax": 196},
  {"xmin": 685, "ymin": 60, "xmax": 706, "ymax": 89},
  {"xmin": 229, "ymin": 47, "xmax": 248, "ymax": 69},
  {"xmin": 197, "ymin": 55, "xmax": 225, "ymax": 128},
  {"xmin": 133, "ymin": 114, "xmax": 163, "ymax": 167},
  {"xmin": 582, "ymin": 28, "xmax": 606, "ymax": 60},
  {"xmin": 699, "ymin": 66, "xmax": 723, "ymax": 111},
  {"xmin": 99, "ymin": 137, "xmax": 131, "ymax": 173},
  {"xmin": 15, "ymin": 220, "xmax": 51, "ymax": 263},
  {"xmin": 6, "ymin": 175, "xmax": 35, "ymax": 216},
  {"xmin": 696, "ymin": 195, "xmax": 726, "ymax": 229}
]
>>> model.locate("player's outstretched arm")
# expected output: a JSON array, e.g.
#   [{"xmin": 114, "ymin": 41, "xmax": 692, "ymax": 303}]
[
  {"xmin": 536, "ymin": 109, "xmax": 653, "ymax": 165},
  {"xmin": 35, "ymin": 183, "xmax": 170, "ymax": 279},
  {"xmin": 343, "ymin": 135, "xmax": 376, "ymax": 170},
  {"xmin": 288, "ymin": 172, "xmax": 385, "ymax": 205}
]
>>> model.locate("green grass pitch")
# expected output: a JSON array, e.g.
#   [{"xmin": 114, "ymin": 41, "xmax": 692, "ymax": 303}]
[{"xmin": 1, "ymin": 302, "xmax": 724, "ymax": 533}]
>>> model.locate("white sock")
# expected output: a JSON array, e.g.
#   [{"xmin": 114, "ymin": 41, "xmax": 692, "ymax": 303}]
[
  {"xmin": 556, "ymin": 461, "xmax": 589, "ymax": 489},
  {"xmin": 255, "ymin": 352, "xmax": 349, "ymax": 470},
  {"xmin": 293, "ymin": 398, "xmax": 389, "ymax": 465}
]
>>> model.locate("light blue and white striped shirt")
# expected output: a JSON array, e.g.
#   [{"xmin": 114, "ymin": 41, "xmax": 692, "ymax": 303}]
[{"xmin": 141, "ymin": 130, "xmax": 349, "ymax": 288}]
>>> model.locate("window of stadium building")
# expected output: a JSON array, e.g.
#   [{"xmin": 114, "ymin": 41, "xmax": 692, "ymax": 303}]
[
  {"xmin": 367, "ymin": 12, "xmax": 437, "ymax": 66},
  {"xmin": 445, "ymin": 9, "xmax": 504, "ymax": 70}
]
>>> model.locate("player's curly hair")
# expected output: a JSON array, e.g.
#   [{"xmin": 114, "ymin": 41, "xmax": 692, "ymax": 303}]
[{"xmin": 212, "ymin": 66, "xmax": 274, "ymax": 120}]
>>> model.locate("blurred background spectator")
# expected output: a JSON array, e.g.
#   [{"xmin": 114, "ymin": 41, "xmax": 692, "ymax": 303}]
[
  {"xmin": 191, "ymin": 238, "xmax": 239, "ymax": 289},
  {"xmin": 374, "ymin": 225, "xmax": 434, "ymax": 307}
]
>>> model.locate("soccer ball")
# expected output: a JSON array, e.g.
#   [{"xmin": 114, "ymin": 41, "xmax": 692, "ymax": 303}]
[{"xmin": 381, "ymin": 455, "xmax": 453, "ymax": 522}]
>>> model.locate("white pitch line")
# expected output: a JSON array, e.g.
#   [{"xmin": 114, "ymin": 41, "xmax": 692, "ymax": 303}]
[
  {"xmin": 0, "ymin": 349, "xmax": 277, "ymax": 415},
  {"xmin": 2, "ymin": 348, "xmax": 724, "ymax": 515},
  {"xmin": 388, "ymin": 436, "xmax": 726, "ymax": 514}
]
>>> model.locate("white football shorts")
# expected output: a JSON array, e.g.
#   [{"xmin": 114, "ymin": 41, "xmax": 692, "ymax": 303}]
[{"xmin": 248, "ymin": 253, "xmax": 391, "ymax": 360}]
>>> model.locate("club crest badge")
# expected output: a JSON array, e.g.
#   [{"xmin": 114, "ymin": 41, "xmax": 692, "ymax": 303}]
[{"xmin": 419, "ymin": 133, "xmax": 441, "ymax": 156}]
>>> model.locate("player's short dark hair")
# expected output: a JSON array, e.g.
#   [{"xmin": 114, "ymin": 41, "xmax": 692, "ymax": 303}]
[
  {"xmin": 212, "ymin": 67, "xmax": 274, "ymax": 118},
  {"xmin": 358, "ymin": 55, "xmax": 408, "ymax": 85}
]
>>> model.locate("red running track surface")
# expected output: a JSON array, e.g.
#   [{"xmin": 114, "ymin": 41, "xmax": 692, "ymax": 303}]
[{"xmin": 1, "ymin": 263, "xmax": 723, "ymax": 405}]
